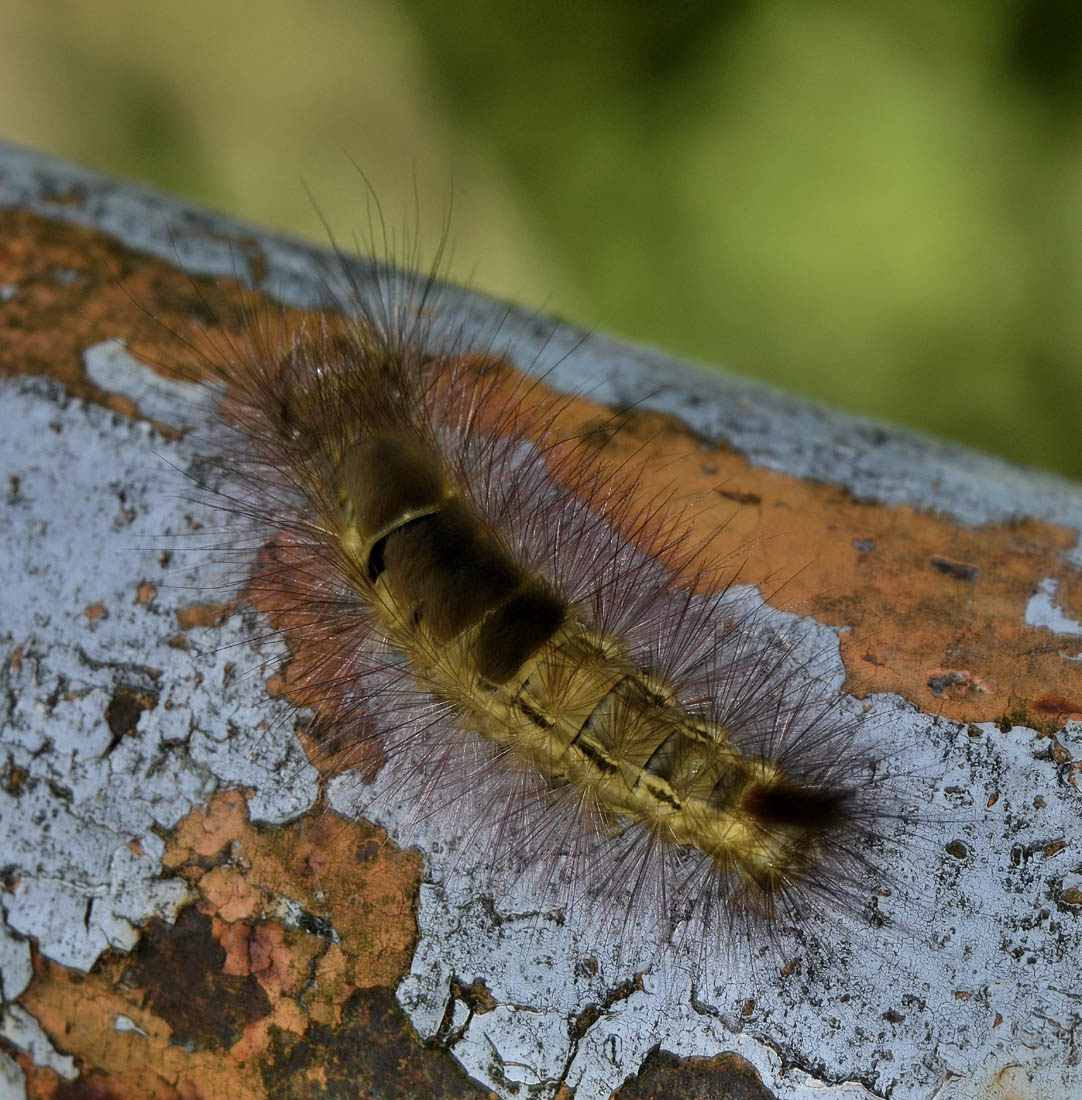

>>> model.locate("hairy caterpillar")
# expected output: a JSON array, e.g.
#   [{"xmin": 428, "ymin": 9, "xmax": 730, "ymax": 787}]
[{"xmin": 187, "ymin": 243, "xmax": 895, "ymax": 964}]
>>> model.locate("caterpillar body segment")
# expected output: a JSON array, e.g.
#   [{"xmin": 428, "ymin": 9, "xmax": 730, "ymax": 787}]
[{"xmin": 231, "ymin": 320, "xmax": 872, "ymax": 932}]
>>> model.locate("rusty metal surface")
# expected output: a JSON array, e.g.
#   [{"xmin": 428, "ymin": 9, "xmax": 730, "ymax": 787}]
[{"xmin": 1, "ymin": 142, "xmax": 1080, "ymax": 1100}]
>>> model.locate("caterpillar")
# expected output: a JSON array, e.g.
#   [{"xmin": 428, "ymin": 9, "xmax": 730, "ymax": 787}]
[{"xmin": 188, "ymin": 245, "xmax": 895, "ymax": 965}]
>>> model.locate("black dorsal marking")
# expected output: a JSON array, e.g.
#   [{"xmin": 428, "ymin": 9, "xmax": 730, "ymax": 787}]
[
  {"xmin": 367, "ymin": 535, "xmax": 387, "ymax": 583},
  {"xmin": 519, "ymin": 700, "xmax": 554, "ymax": 730},
  {"xmin": 574, "ymin": 738, "xmax": 619, "ymax": 775}
]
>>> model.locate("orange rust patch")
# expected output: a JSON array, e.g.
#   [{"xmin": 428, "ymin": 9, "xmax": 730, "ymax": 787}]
[
  {"xmin": 2, "ymin": 762, "xmax": 29, "ymax": 796},
  {"xmin": 14, "ymin": 789, "xmax": 451, "ymax": 1099},
  {"xmin": 160, "ymin": 790, "xmax": 421, "ymax": 994},
  {"xmin": 174, "ymin": 601, "xmax": 232, "ymax": 630},
  {"xmin": 0, "ymin": 207, "xmax": 252, "ymax": 401},
  {"xmin": 572, "ymin": 411, "xmax": 1082, "ymax": 729},
  {"xmin": 83, "ymin": 600, "xmax": 106, "ymax": 621},
  {"xmin": 7, "ymin": 204, "xmax": 1082, "ymax": 733}
]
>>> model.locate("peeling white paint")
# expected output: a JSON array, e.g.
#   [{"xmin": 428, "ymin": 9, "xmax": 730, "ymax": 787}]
[
  {"xmin": 113, "ymin": 1014, "xmax": 149, "ymax": 1037},
  {"xmin": 0, "ymin": 925, "xmax": 32, "ymax": 1005},
  {"xmin": 4, "ymin": 841, "xmax": 194, "ymax": 972},
  {"xmin": 0, "ymin": 376, "xmax": 319, "ymax": 1084},
  {"xmin": 454, "ymin": 1006, "xmax": 571, "ymax": 1093},
  {"xmin": 1025, "ymin": 577, "xmax": 1082, "ymax": 636},
  {"xmin": 83, "ymin": 338, "xmax": 213, "ymax": 431},
  {"xmin": 0, "ymin": 1051, "xmax": 26, "ymax": 1099},
  {"xmin": 0, "ymin": 1005, "xmax": 76, "ymax": 1081}
]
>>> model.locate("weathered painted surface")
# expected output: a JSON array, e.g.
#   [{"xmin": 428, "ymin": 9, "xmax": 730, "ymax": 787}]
[{"xmin": 1, "ymin": 142, "xmax": 1080, "ymax": 1100}]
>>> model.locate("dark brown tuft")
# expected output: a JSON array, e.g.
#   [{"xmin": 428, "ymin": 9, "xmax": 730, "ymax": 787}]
[
  {"xmin": 475, "ymin": 585, "xmax": 567, "ymax": 683},
  {"xmin": 383, "ymin": 503, "xmax": 523, "ymax": 641},
  {"xmin": 741, "ymin": 781, "xmax": 851, "ymax": 832},
  {"xmin": 341, "ymin": 434, "xmax": 447, "ymax": 537}
]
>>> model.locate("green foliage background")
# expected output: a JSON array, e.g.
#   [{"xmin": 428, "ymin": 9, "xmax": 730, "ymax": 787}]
[{"xmin": 3, "ymin": 0, "xmax": 1082, "ymax": 478}]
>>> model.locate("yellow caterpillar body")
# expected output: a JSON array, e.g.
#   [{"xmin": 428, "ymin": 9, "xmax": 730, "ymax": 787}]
[{"xmin": 335, "ymin": 428, "xmax": 846, "ymax": 903}]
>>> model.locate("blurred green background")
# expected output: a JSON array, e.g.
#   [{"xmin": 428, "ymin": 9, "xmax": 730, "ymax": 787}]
[{"xmin": 3, "ymin": 0, "xmax": 1082, "ymax": 479}]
